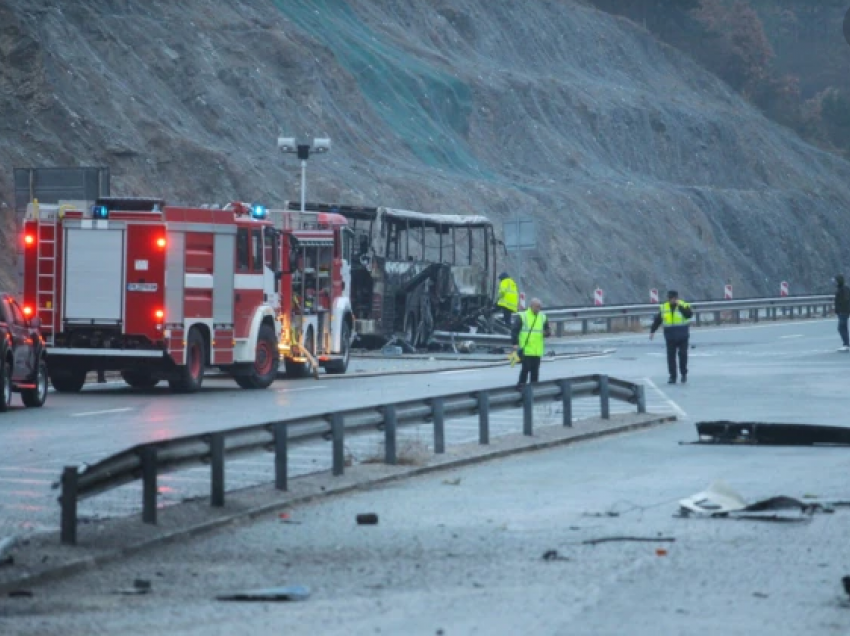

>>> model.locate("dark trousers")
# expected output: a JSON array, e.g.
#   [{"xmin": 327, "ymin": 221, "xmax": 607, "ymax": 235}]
[
  {"xmin": 839, "ymin": 314, "xmax": 849, "ymax": 346},
  {"xmin": 665, "ymin": 335, "xmax": 688, "ymax": 379},
  {"xmin": 496, "ymin": 306, "xmax": 513, "ymax": 325},
  {"xmin": 518, "ymin": 355, "xmax": 541, "ymax": 385}
]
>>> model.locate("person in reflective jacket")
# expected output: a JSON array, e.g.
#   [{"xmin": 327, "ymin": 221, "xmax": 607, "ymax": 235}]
[
  {"xmin": 496, "ymin": 272, "xmax": 519, "ymax": 325},
  {"xmin": 511, "ymin": 297, "xmax": 551, "ymax": 389},
  {"xmin": 650, "ymin": 290, "xmax": 693, "ymax": 384}
]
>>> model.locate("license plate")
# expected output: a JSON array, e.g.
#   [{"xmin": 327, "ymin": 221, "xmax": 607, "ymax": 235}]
[{"xmin": 127, "ymin": 283, "xmax": 158, "ymax": 292}]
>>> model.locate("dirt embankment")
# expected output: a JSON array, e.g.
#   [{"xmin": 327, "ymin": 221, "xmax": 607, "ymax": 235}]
[{"xmin": 1, "ymin": 0, "xmax": 849, "ymax": 302}]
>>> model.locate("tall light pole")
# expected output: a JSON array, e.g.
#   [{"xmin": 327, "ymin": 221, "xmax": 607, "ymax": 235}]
[{"xmin": 278, "ymin": 136, "xmax": 331, "ymax": 212}]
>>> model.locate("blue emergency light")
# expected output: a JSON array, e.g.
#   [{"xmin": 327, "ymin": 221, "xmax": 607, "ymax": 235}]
[
  {"xmin": 251, "ymin": 204, "xmax": 268, "ymax": 220},
  {"xmin": 92, "ymin": 205, "xmax": 109, "ymax": 219}
]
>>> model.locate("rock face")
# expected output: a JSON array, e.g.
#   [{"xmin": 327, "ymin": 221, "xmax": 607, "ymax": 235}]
[{"xmin": 1, "ymin": 0, "xmax": 849, "ymax": 302}]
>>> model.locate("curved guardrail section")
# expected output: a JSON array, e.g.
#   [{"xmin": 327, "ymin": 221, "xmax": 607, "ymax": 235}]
[{"xmin": 56, "ymin": 374, "xmax": 645, "ymax": 545}]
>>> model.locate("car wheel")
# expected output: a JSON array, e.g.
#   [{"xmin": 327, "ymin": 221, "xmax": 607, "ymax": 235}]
[
  {"xmin": 0, "ymin": 356, "xmax": 12, "ymax": 412},
  {"xmin": 22, "ymin": 358, "xmax": 48, "ymax": 408}
]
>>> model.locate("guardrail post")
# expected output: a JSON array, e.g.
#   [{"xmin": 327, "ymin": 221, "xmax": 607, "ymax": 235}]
[
  {"xmin": 431, "ymin": 397, "xmax": 445, "ymax": 454},
  {"xmin": 522, "ymin": 384, "xmax": 534, "ymax": 436},
  {"xmin": 274, "ymin": 423, "xmax": 288, "ymax": 491},
  {"xmin": 60, "ymin": 466, "xmax": 78, "ymax": 546},
  {"xmin": 713, "ymin": 311, "xmax": 721, "ymax": 325},
  {"xmin": 599, "ymin": 375, "xmax": 610, "ymax": 420},
  {"xmin": 556, "ymin": 321, "xmax": 565, "ymax": 338},
  {"xmin": 636, "ymin": 384, "xmax": 647, "ymax": 414},
  {"xmin": 605, "ymin": 318, "xmax": 612, "ymax": 333},
  {"xmin": 695, "ymin": 312, "xmax": 701, "ymax": 327},
  {"xmin": 210, "ymin": 433, "xmax": 225, "ymax": 508},
  {"xmin": 806, "ymin": 305, "xmax": 812, "ymax": 319},
  {"xmin": 331, "ymin": 413, "xmax": 345, "ymax": 476},
  {"xmin": 581, "ymin": 319, "xmax": 588, "ymax": 335},
  {"xmin": 734, "ymin": 311, "xmax": 741, "ymax": 325},
  {"xmin": 477, "ymin": 392, "xmax": 490, "ymax": 445},
  {"xmin": 141, "ymin": 447, "xmax": 158, "ymax": 525},
  {"xmin": 558, "ymin": 379, "xmax": 572, "ymax": 427},
  {"xmin": 772, "ymin": 307, "xmax": 777, "ymax": 321},
  {"xmin": 384, "ymin": 405, "xmax": 397, "ymax": 465}
]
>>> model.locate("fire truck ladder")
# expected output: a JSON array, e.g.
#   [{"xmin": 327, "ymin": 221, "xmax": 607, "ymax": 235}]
[{"xmin": 35, "ymin": 216, "xmax": 58, "ymax": 345}]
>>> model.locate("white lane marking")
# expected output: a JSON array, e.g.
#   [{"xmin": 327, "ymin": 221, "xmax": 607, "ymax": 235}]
[
  {"xmin": 70, "ymin": 407, "xmax": 133, "ymax": 418},
  {"xmin": 780, "ymin": 334, "xmax": 804, "ymax": 339},
  {"xmin": 643, "ymin": 377, "xmax": 688, "ymax": 418},
  {"xmin": 0, "ymin": 477, "xmax": 53, "ymax": 485},
  {"xmin": 0, "ymin": 466, "xmax": 58, "ymax": 474},
  {"xmin": 276, "ymin": 385, "xmax": 328, "ymax": 393},
  {"xmin": 438, "ymin": 369, "xmax": 475, "ymax": 375}
]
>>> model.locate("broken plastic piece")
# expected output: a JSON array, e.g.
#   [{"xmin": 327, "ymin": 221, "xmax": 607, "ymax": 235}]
[
  {"xmin": 696, "ymin": 421, "xmax": 850, "ymax": 446},
  {"xmin": 356, "ymin": 513, "xmax": 379, "ymax": 525},
  {"xmin": 217, "ymin": 585, "xmax": 310, "ymax": 602},
  {"xmin": 541, "ymin": 550, "xmax": 569, "ymax": 561},
  {"xmin": 582, "ymin": 536, "xmax": 675, "ymax": 546},
  {"xmin": 679, "ymin": 481, "xmax": 747, "ymax": 515}
]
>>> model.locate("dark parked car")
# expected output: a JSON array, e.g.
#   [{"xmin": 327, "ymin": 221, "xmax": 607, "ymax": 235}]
[{"xmin": 0, "ymin": 292, "xmax": 48, "ymax": 411}]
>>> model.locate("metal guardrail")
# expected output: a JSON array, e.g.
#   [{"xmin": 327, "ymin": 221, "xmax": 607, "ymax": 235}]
[
  {"xmin": 434, "ymin": 294, "xmax": 833, "ymax": 345},
  {"xmin": 56, "ymin": 374, "xmax": 645, "ymax": 545}
]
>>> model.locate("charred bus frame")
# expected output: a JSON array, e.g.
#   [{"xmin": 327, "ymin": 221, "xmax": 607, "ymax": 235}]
[{"xmin": 284, "ymin": 202, "xmax": 498, "ymax": 348}]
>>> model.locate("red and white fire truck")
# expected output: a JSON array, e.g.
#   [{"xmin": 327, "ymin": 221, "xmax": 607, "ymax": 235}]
[
  {"xmin": 272, "ymin": 208, "xmax": 354, "ymax": 377},
  {"xmin": 20, "ymin": 197, "xmax": 283, "ymax": 393}
]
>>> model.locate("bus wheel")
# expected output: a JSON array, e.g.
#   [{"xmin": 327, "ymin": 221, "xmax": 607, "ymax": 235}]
[
  {"xmin": 234, "ymin": 323, "xmax": 279, "ymax": 389},
  {"xmin": 169, "ymin": 328, "xmax": 205, "ymax": 393}
]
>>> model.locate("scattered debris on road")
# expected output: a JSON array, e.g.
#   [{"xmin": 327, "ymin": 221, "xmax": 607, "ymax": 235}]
[
  {"xmin": 442, "ymin": 477, "xmax": 462, "ymax": 486},
  {"xmin": 541, "ymin": 550, "xmax": 569, "ymax": 561},
  {"xmin": 0, "ymin": 535, "xmax": 17, "ymax": 566},
  {"xmin": 842, "ymin": 576, "xmax": 850, "ymax": 599},
  {"xmin": 8, "ymin": 589, "xmax": 33, "ymax": 598},
  {"xmin": 217, "ymin": 585, "xmax": 310, "ymax": 602},
  {"xmin": 694, "ymin": 421, "xmax": 850, "ymax": 446},
  {"xmin": 114, "ymin": 579, "xmax": 151, "ymax": 595},
  {"xmin": 582, "ymin": 511, "xmax": 620, "ymax": 518},
  {"xmin": 582, "ymin": 536, "xmax": 675, "ymax": 546},
  {"xmin": 356, "ymin": 513, "xmax": 379, "ymax": 525},
  {"xmin": 678, "ymin": 481, "xmax": 829, "ymax": 522}
]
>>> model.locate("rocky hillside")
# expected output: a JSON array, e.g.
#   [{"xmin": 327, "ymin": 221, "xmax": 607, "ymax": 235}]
[{"xmin": 2, "ymin": 0, "xmax": 850, "ymax": 303}]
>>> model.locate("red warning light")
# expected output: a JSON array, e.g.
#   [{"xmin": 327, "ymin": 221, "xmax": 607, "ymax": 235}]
[
  {"xmin": 24, "ymin": 235, "xmax": 35, "ymax": 246},
  {"xmin": 23, "ymin": 306, "xmax": 33, "ymax": 317},
  {"xmin": 156, "ymin": 237, "xmax": 167, "ymax": 249},
  {"xmin": 155, "ymin": 309, "xmax": 164, "ymax": 320}
]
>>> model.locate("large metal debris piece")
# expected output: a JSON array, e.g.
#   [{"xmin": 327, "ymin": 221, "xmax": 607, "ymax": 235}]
[
  {"xmin": 695, "ymin": 421, "xmax": 850, "ymax": 446},
  {"xmin": 216, "ymin": 585, "xmax": 311, "ymax": 602},
  {"xmin": 678, "ymin": 481, "xmax": 827, "ymax": 522}
]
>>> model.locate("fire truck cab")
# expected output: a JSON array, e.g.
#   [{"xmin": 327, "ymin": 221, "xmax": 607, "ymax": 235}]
[
  {"xmin": 21, "ymin": 197, "xmax": 281, "ymax": 393},
  {"xmin": 275, "ymin": 209, "xmax": 354, "ymax": 377}
]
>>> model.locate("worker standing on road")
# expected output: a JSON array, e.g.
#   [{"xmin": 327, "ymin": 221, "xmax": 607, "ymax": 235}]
[
  {"xmin": 496, "ymin": 272, "xmax": 519, "ymax": 325},
  {"xmin": 836, "ymin": 275, "xmax": 850, "ymax": 352},
  {"xmin": 512, "ymin": 297, "xmax": 551, "ymax": 389},
  {"xmin": 650, "ymin": 290, "xmax": 693, "ymax": 384}
]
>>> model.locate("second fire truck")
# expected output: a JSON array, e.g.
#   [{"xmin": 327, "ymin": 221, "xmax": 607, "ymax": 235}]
[{"xmin": 20, "ymin": 197, "xmax": 354, "ymax": 392}]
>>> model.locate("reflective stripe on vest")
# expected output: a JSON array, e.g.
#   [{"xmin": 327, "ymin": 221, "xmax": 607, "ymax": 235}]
[
  {"xmin": 498, "ymin": 278, "xmax": 519, "ymax": 312},
  {"xmin": 520, "ymin": 309, "xmax": 546, "ymax": 356},
  {"xmin": 660, "ymin": 301, "xmax": 690, "ymax": 327}
]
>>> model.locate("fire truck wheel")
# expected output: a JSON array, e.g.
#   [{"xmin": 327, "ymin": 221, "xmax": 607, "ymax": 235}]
[
  {"xmin": 21, "ymin": 359, "xmax": 48, "ymax": 408},
  {"xmin": 121, "ymin": 369, "xmax": 160, "ymax": 389},
  {"xmin": 169, "ymin": 328, "xmax": 205, "ymax": 393},
  {"xmin": 49, "ymin": 368, "xmax": 87, "ymax": 393},
  {"xmin": 0, "ymin": 356, "xmax": 12, "ymax": 412},
  {"xmin": 234, "ymin": 323, "xmax": 279, "ymax": 389},
  {"xmin": 325, "ymin": 322, "xmax": 351, "ymax": 375}
]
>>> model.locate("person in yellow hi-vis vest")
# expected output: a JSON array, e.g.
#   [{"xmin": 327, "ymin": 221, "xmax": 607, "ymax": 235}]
[
  {"xmin": 496, "ymin": 272, "xmax": 519, "ymax": 325},
  {"xmin": 511, "ymin": 298, "xmax": 551, "ymax": 389},
  {"xmin": 649, "ymin": 290, "xmax": 694, "ymax": 384}
]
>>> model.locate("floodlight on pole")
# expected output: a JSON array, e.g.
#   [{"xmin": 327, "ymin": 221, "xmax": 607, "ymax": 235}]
[{"xmin": 278, "ymin": 136, "xmax": 332, "ymax": 212}]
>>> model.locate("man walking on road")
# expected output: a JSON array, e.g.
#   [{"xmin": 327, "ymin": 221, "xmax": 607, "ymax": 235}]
[
  {"xmin": 496, "ymin": 272, "xmax": 519, "ymax": 325},
  {"xmin": 512, "ymin": 297, "xmax": 551, "ymax": 389},
  {"xmin": 835, "ymin": 275, "xmax": 850, "ymax": 352},
  {"xmin": 650, "ymin": 290, "xmax": 693, "ymax": 384}
]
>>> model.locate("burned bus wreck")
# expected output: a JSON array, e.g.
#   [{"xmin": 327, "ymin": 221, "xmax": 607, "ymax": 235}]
[{"xmin": 284, "ymin": 202, "xmax": 498, "ymax": 348}]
